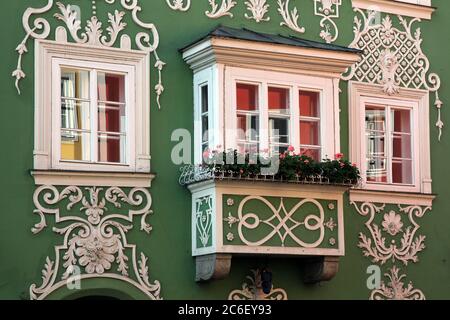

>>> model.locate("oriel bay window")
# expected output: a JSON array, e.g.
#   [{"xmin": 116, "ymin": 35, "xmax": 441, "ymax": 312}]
[
  {"xmin": 52, "ymin": 59, "xmax": 135, "ymax": 171},
  {"xmin": 229, "ymin": 72, "xmax": 327, "ymax": 161}
]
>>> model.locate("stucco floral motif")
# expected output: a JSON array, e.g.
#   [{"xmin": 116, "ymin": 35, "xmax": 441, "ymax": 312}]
[
  {"xmin": 30, "ymin": 185, "xmax": 161, "ymax": 300},
  {"xmin": 352, "ymin": 203, "xmax": 429, "ymax": 265},
  {"xmin": 370, "ymin": 266, "xmax": 425, "ymax": 300},
  {"xmin": 13, "ymin": 0, "xmax": 166, "ymax": 109},
  {"xmin": 277, "ymin": 0, "xmax": 305, "ymax": 34},
  {"xmin": 342, "ymin": 9, "xmax": 443, "ymax": 140},
  {"xmin": 314, "ymin": 0, "xmax": 341, "ymax": 43},
  {"xmin": 166, "ymin": 0, "xmax": 191, "ymax": 12},
  {"xmin": 196, "ymin": 196, "xmax": 213, "ymax": 248},
  {"xmin": 228, "ymin": 269, "xmax": 288, "ymax": 300},
  {"xmin": 352, "ymin": 202, "xmax": 430, "ymax": 299},
  {"xmin": 245, "ymin": 0, "xmax": 270, "ymax": 23},
  {"xmin": 381, "ymin": 211, "xmax": 403, "ymax": 236},
  {"xmin": 206, "ymin": 0, "xmax": 237, "ymax": 19}
]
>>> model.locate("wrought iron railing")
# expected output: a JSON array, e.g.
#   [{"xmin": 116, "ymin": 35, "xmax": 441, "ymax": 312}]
[{"xmin": 179, "ymin": 165, "xmax": 359, "ymax": 187}]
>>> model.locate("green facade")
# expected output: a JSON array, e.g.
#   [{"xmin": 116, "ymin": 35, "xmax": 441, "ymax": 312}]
[{"xmin": 0, "ymin": 0, "xmax": 449, "ymax": 300}]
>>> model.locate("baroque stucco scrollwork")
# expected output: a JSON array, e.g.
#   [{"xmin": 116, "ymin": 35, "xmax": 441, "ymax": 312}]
[
  {"xmin": 205, "ymin": 0, "xmax": 237, "ymax": 19},
  {"xmin": 228, "ymin": 269, "xmax": 288, "ymax": 300},
  {"xmin": 277, "ymin": 0, "xmax": 305, "ymax": 34},
  {"xmin": 30, "ymin": 185, "xmax": 162, "ymax": 300},
  {"xmin": 314, "ymin": 0, "xmax": 341, "ymax": 44},
  {"xmin": 352, "ymin": 201, "xmax": 430, "ymax": 300},
  {"xmin": 12, "ymin": 0, "xmax": 166, "ymax": 109},
  {"xmin": 245, "ymin": 0, "xmax": 270, "ymax": 23},
  {"xmin": 166, "ymin": 0, "xmax": 191, "ymax": 12},
  {"xmin": 342, "ymin": 9, "xmax": 443, "ymax": 140}
]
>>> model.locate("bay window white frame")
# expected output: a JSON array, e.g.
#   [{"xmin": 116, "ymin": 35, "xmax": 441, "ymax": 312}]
[
  {"xmin": 51, "ymin": 58, "xmax": 135, "ymax": 171},
  {"xmin": 349, "ymin": 81, "xmax": 432, "ymax": 194},
  {"xmin": 224, "ymin": 67, "xmax": 336, "ymax": 160},
  {"xmin": 33, "ymin": 39, "xmax": 152, "ymax": 176}
]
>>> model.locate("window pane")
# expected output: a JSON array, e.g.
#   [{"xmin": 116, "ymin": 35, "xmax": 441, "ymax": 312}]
[
  {"xmin": 300, "ymin": 121, "xmax": 320, "ymax": 145},
  {"xmin": 98, "ymin": 134, "xmax": 126, "ymax": 163},
  {"xmin": 237, "ymin": 114, "xmax": 259, "ymax": 142},
  {"xmin": 392, "ymin": 159, "xmax": 413, "ymax": 184},
  {"xmin": 391, "ymin": 108, "xmax": 411, "ymax": 133},
  {"xmin": 365, "ymin": 106, "xmax": 386, "ymax": 131},
  {"xmin": 98, "ymin": 73, "xmax": 125, "ymax": 103},
  {"xmin": 202, "ymin": 115, "xmax": 209, "ymax": 144},
  {"xmin": 269, "ymin": 87, "xmax": 289, "ymax": 114},
  {"xmin": 269, "ymin": 118, "xmax": 289, "ymax": 145},
  {"xmin": 61, "ymin": 68, "xmax": 90, "ymax": 100},
  {"xmin": 366, "ymin": 157, "xmax": 388, "ymax": 183},
  {"xmin": 299, "ymin": 91, "xmax": 320, "ymax": 117},
  {"xmin": 237, "ymin": 83, "xmax": 258, "ymax": 111},
  {"xmin": 61, "ymin": 130, "xmax": 91, "ymax": 161},
  {"xmin": 366, "ymin": 131, "xmax": 386, "ymax": 157},
  {"xmin": 392, "ymin": 134, "xmax": 412, "ymax": 159},
  {"xmin": 98, "ymin": 104, "xmax": 125, "ymax": 133},
  {"xmin": 300, "ymin": 148, "xmax": 320, "ymax": 161},
  {"xmin": 201, "ymin": 85, "xmax": 209, "ymax": 114},
  {"xmin": 61, "ymin": 100, "xmax": 90, "ymax": 131}
]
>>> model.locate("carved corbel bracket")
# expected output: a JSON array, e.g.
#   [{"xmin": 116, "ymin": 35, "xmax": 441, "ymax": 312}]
[
  {"xmin": 302, "ymin": 256, "xmax": 340, "ymax": 284},
  {"xmin": 195, "ymin": 254, "xmax": 232, "ymax": 282}
]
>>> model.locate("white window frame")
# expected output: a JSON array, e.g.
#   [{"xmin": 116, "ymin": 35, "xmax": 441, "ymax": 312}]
[
  {"xmin": 352, "ymin": 0, "xmax": 434, "ymax": 20},
  {"xmin": 349, "ymin": 81, "xmax": 432, "ymax": 194},
  {"xmin": 224, "ymin": 67, "xmax": 337, "ymax": 160},
  {"xmin": 34, "ymin": 39, "xmax": 151, "ymax": 174},
  {"xmin": 51, "ymin": 58, "xmax": 135, "ymax": 171}
]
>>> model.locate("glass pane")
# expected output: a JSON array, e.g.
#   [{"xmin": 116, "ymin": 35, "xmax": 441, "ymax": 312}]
[
  {"xmin": 366, "ymin": 131, "xmax": 386, "ymax": 157},
  {"xmin": 201, "ymin": 85, "xmax": 209, "ymax": 114},
  {"xmin": 391, "ymin": 108, "xmax": 411, "ymax": 133},
  {"xmin": 300, "ymin": 121, "xmax": 320, "ymax": 145},
  {"xmin": 98, "ymin": 134, "xmax": 126, "ymax": 163},
  {"xmin": 366, "ymin": 157, "xmax": 388, "ymax": 183},
  {"xmin": 237, "ymin": 114, "xmax": 259, "ymax": 141},
  {"xmin": 365, "ymin": 106, "xmax": 386, "ymax": 131},
  {"xmin": 61, "ymin": 68, "xmax": 90, "ymax": 100},
  {"xmin": 61, "ymin": 130, "xmax": 91, "ymax": 161},
  {"xmin": 392, "ymin": 159, "xmax": 413, "ymax": 184},
  {"xmin": 98, "ymin": 73, "xmax": 125, "ymax": 103},
  {"xmin": 202, "ymin": 115, "xmax": 209, "ymax": 144},
  {"xmin": 98, "ymin": 104, "xmax": 125, "ymax": 133},
  {"xmin": 61, "ymin": 100, "xmax": 90, "ymax": 130},
  {"xmin": 299, "ymin": 91, "xmax": 320, "ymax": 117},
  {"xmin": 269, "ymin": 87, "xmax": 289, "ymax": 114},
  {"xmin": 269, "ymin": 118, "xmax": 289, "ymax": 144},
  {"xmin": 392, "ymin": 134, "xmax": 412, "ymax": 159},
  {"xmin": 237, "ymin": 83, "xmax": 258, "ymax": 111},
  {"xmin": 300, "ymin": 148, "xmax": 320, "ymax": 161}
]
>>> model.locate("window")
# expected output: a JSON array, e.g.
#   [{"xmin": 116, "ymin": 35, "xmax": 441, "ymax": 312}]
[
  {"xmin": 364, "ymin": 103, "xmax": 413, "ymax": 185},
  {"xmin": 348, "ymin": 82, "xmax": 431, "ymax": 194},
  {"xmin": 34, "ymin": 40, "xmax": 151, "ymax": 177},
  {"xmin": 225, "ymin": 68, "xmax": 332, "ymax": 161},
  {"xmin": 200, "ymin": 85, "xmax": 210, "ymax": 153},
  {"xmin": 53, "ymin": 59, "xmax": 134, "ymax": 170}
]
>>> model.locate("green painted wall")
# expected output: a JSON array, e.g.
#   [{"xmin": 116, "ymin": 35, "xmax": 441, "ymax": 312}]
[{"xmin": 0, "ymin": 0, "xmax": 449, "ymax": 300}]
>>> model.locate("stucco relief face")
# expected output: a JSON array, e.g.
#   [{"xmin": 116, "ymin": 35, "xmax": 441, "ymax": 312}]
[{"xmin": 382, "ymin": 211, "xmax": 403, "ymax": 236}]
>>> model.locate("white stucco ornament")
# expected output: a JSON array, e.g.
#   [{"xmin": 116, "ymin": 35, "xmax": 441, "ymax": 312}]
[
  {"xmin": 13, "ymin": 0, "xmax": 166, "ymax": 109},
  {"xmin": 352, "ymin": 201, "xmax": 430, "ymax": 299},
  {"xmin": 166, "ymin": 0, "xmax": 191, "ymax": 12},
  {"xmin": 206, "ymin": 0, "xmax": 237, "ymax": 19},
  {"xmin": 30, "ymin": 185, "xmax": 162, "ymax": 300},
  {"xmin": 277, "ymin": 0, "xmax": 305, "ymax": 34},
  {"xmin": 228, "ymin": 269, "xmax": 288, "ymax": 300},
  {"xmin": 314, "ymin": 0, "xmax": 341, "ymax": 43},
  {"xmin": 245, "ymin": 0, "xmax": 270, "ymax": 23},
  {"xmin": 343, "ymin": 9, "xmax": 443, "ymax": 140}
]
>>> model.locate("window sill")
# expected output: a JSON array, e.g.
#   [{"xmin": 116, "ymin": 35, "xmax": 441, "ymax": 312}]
[
  {"xmin": 31, "ymin": 170, "xmax": 155, "ymax": 188},
  {"xmin": 352, "ymin": 0, "xmax": 435, "ymax": 20},
  {"xmin": 349, "ymin": 188, "xmax": 435, "ymax": 206}
]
